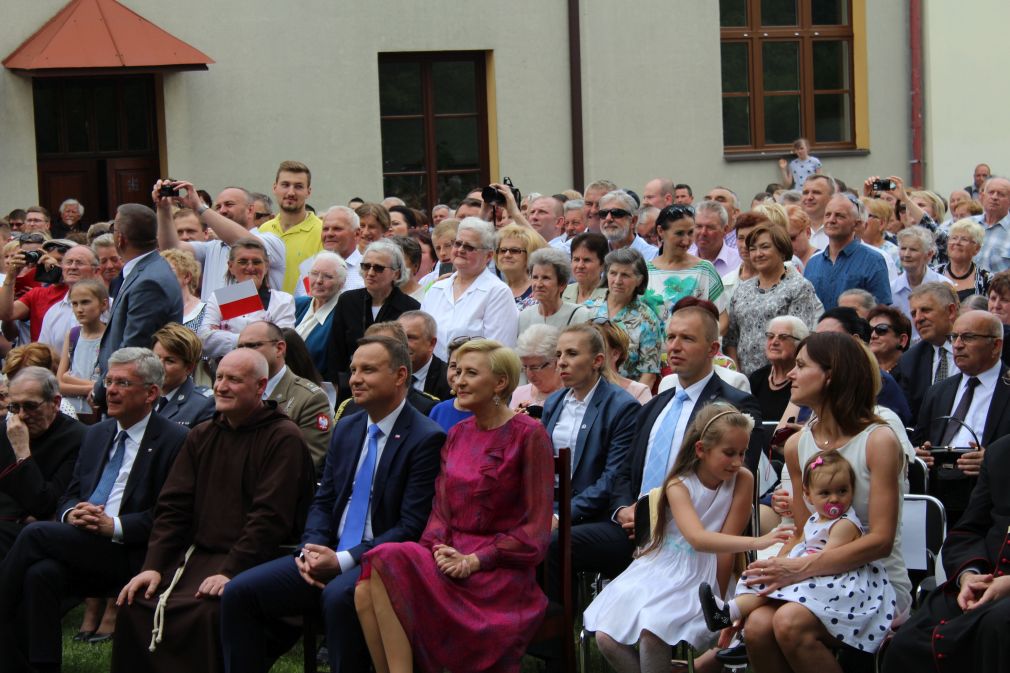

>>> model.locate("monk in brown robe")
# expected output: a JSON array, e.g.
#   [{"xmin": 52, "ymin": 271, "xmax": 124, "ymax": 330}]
[{"xmin": 111, "ymin": 348, "xmax": 314, "ymax": 673}]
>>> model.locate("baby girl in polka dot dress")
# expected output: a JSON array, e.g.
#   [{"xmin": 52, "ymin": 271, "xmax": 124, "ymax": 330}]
[{"xmin": 700, "ymin": 451, "xmax": 897, "ymax": 652}]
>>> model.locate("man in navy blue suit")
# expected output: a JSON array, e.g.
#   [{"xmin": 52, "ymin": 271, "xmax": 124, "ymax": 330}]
[
  {"xmin": 221, "ymin": 335, "xmax": 445, "ymax": 673},
  {"xmin": 0, "ymin": 348, "xmax": 188, "ymax": 673}
]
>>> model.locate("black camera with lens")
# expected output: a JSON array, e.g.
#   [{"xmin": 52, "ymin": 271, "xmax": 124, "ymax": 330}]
[
  {"xmin": 481, "ymin": 177, "xmax": 520, "ymax": 207},
  {"xmin": 159, "ymin": 179, "xmax": 179, "ymax": 197},
  {"xmin": 21, "ymin": 250, "xmax": 42, "ymax": 266}
]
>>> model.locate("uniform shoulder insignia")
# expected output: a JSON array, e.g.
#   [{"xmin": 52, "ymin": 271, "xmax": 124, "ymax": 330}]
[
  {"xmin": 293, "ymin": 376, "xmax": 323, "ymax": 394},
  {"xmin": 334, "ymin": 398, "xmax": 353, "ymax": 422},
  {"xmin": 423, "ymin": 391, "xmax": 440, "ymax": 401},
  {"xmin": 195, "ymin": 386, "xmax": 214, "ymax": 398}
]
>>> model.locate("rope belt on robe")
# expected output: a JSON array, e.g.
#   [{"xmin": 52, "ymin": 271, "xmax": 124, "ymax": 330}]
[{"xmin": 148, "ymin": 544, "xmax": 196, "ymax": 653}]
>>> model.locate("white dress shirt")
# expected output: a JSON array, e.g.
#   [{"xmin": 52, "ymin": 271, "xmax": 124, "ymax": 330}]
[
  {"xmin": 335, "ymin": 398, "xmax": 408, "ymax": 571},
  {"xmin": 947, "ymin": 361, "xmax": 1002, "ymax": 447},
  {"xmin": 412, "ymin": 357, "xmax": 433, "ymax": 393},
  {"xmin": 421, "ymin": 268, "xmax": 519, "ymax": 360},
  {"xmin": 295, "ymin": 293, "xmax": 339, "ymax": 343},
  {"xmin": 263, "ymin": 365, "xmax": 287, "ymax": 399},
  {"xmin": 644, "ymin": 371, "xmax": 715, "ymax": 478},
  {"xmin": 551, "ymin": 378, "xmax": 602, "ymax": 469}
]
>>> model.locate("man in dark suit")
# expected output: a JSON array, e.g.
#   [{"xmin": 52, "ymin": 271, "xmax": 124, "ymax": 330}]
[
  {"xmin": 0, "ymin": 348, "xmax": 188, "ymax": 673},
  {"xmin": 565, "ymin": 306, "xmax": 764, "ymax": 584},
  {"xmin": 94, "ymin": 203, "xmax": 183, "ymax": 406},
  {"xmin": 913, "ymin": 310, "xmax": 1010, "ymax": 524},
  {"xmin": 221, "ymin": 335, "xmax": 445, "ymax": 673},
  {"xmin": 897, "ymin": 282, "xmax": 960, "ymax": 420},
  {"xmin": 882, "ymin": 431, "xmax": 1010, "ymax": 673},
  {"xmin": 399, "ymin": 310, "xmax": 452, "ymax": 400}
]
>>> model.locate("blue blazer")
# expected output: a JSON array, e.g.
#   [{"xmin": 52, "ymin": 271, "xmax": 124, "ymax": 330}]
[
  {"xmin": 610, "ymin": 373, "xmax": 764, "ymax": 511},
  {"xmin": 98, "ymin": 251, "xmax": 183, "ymax": 377},
  {"xmin": 542, "ymin": 379, "xmax": 639, "ymax": 522},
  {"xmin": 301, "ymin": 402, "xmax": 446, "ymax": 563},
  {"xmin": 58, "ymin": 413, "xmax": 188, "ymax": 562},
  {"xmin": 294, "ymin": 296, "xmax": 335, "ymax": 378},
  {"xmin": 159, "ymin": 377, "xmax": 215, "ymax": 428}
]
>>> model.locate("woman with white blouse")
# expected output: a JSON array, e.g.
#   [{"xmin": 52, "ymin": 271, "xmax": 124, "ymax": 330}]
[
  {"xmin": 198, "ymin": 237, "xmax": 296, "ymax": 358},
  {"xmin": 420, "ymin": 218, "xmax": 519, "ymax": 360}
]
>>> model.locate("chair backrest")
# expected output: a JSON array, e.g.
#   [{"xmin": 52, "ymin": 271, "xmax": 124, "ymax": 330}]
[
  {"xmin": 900, "ymin": 493, "xmax": 947, "ymax": 602},
  {"xmin": 907, "ymin": 456, "xmax": 928, "ymax": 495}
]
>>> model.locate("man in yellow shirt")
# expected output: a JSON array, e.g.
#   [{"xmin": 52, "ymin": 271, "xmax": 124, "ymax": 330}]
[{"xmin": 257, "ymin": 160, "xmax": 323, "ymax": 293}]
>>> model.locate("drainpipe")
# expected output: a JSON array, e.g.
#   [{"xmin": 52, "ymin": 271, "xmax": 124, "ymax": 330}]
[
  {"xmin": 909, "ymin": 0, "xmax": 924, "ymax": 186},
  {"xmin": 567, "ymin": 0, "xmax": 585, "ymax": 190}
]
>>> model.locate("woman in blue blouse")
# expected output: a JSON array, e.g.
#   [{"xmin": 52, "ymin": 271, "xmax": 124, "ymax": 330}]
[{"xmin": 293, "ymin": 251, "xmax": 347, "ymax": 378}]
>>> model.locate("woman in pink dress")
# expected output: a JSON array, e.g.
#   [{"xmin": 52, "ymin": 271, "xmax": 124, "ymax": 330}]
[{"xmin": 355, "ymin": 338, "xmax": 554, "ymax": 673}]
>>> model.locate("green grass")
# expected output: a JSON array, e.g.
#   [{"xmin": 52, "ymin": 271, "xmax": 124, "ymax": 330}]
[{"xmin": 59, "ymin": 605, "xmax": 553, "ymax": 672}]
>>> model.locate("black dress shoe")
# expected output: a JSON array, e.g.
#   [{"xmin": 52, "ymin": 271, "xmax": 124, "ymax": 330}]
[
  {"xmin": 698, "ymin": 582, "xmax": 733, "ymax": 631},
  {"xmin": 72, "ymin": 630, "xmax": 95, "ymax": 642},
  {"xmin": 714, "ymin": 643, "xmax": 748, "ymax": 665},
  {"xmin": 87, "ymin": 632, "xmax": 113, "ymax": 645}
]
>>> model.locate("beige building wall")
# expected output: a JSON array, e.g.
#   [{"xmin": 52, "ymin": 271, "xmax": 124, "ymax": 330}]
[
  {"xmin": 3, "ymin": 0, "xmax": 910, "ymax": 215},
  {"xmin": 922, "ymin": 0, "xmax": 1010, "ymax": 196}
]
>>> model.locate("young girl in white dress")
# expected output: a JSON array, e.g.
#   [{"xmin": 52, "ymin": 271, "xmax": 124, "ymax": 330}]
[
  {"xmin": 699, "ymin": 450, "xmax": 897, "ymax": 652},
  {"xmin": 583, "ymin": 403, "xmax": 793, "ymax": 673}
]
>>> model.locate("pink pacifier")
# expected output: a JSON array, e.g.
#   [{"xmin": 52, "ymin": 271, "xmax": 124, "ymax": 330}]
[{"xmin": 824, "ymin": 503, "xmax": 842, "ymax": 519}]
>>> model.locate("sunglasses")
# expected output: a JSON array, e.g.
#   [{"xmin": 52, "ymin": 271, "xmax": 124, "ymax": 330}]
[
  {"xmin": 871, "ymin": 324, "xmax": 895, "ymax": 336},
  {"xmin": 452, "ymin": 240, "xmax": 483, "ymax": 254},
  {"xmin": 496, "ymin": 247, "xmax": 525, "ymax": 256},
  {"xmin": 253, "ymin": 212, "xmax": 272, "ymax": 221},
  {"xmin": 360, "ymin": 262, "xmax": 393, "ymax": 274},
  {"xmin": 598, "ymin": 208, "xmax": 632, "ymax": 220}
]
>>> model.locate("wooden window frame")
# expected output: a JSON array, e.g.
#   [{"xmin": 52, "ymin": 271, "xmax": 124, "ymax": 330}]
[
  {"xmin": 378, "ymin": 51, "xmax": 490, "ymax": 210},
  {"xmin": 721, "ymin": 0, "xmax": 855, "ymax": 153}
]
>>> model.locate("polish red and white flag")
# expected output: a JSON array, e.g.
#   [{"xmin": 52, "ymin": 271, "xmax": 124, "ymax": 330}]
[{"xmin": 215, "ymin": 280, "xmax": 263, "ymax": 320}]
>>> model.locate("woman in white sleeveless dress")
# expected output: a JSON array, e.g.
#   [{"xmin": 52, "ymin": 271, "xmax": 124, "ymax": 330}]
[{"xmin": 740, "ymin": 333, "xmax": 909, "ymax": 672}]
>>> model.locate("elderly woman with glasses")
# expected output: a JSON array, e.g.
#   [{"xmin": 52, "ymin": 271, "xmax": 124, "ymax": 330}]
[
  {"xmin": 518, "ymin": 247, "xmax": 592, "ymax": 339},
  {"xmin": 510, "ymin": 324, "xmax": 563, "ymax": 411},
  {"xmin": 748, "ymin": 316, "xmax": 809, "ymax": 423},
  {"xmin": 494, "ymin": 223, "xmax": 547, "ymax": 310},
  {"xmin": 325, "ymin": 240, "xmax": 419, "ymax": 384},
  {"xmin": 584, "ymin": 248, "xmax": 663, "ymax": 388},
  {"xmin": 890, "ymin": 226, "xmax": 954, "ymax": 337},
  {"xmin": 724, "ymin": 223, "xmax": 824, "ymax": 375},
  {"xmin": 420, "ymin": 217, "xmax": 520, "ymax": 360},
  {"xmin": 294, "ymin": 251, "xmax": 348, "ymax": 377},
  {"xmin": 199, "ymin": 237, "xmax": 296, "ymax": 359},
  {"xmin": 938, "ymin": 218, "xmax": 991, "ymax": 300},
  {"xmin": 645, "ymin": 204, "xmax": 726, "ymax": 324}
]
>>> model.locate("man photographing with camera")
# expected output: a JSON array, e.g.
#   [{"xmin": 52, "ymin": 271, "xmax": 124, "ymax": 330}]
[
  {"xmin": 0, "ymin": 241, "xmax": 99, "ymax": 348},
  {"xmin": 479, "ymin": 179, "xmax": 528, "ymax": 230}
]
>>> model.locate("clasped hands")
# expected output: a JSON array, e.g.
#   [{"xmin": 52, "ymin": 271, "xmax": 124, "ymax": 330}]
[
  {"xmin": 433, "ymin": 544, "xmax": 480, "ymax": 579},
  {"xmin": 957, "ymin": 572, "xmax": 1010, "ymax": 611},
  {"xmin": 67, "ymin": 502, "xmax": 114, "ymax": 537},
  {"xmin": 295, "ymin": 543, "xmax": 341, "ymax": 589}
]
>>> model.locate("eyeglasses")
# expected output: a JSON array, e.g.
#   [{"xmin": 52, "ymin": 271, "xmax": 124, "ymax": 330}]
[
  {"xmin": 496, "ymin": 247, "xmax": 525, "ymax": 256},
  {"xmin": 765, "ymin": 332, "xmax": 799, "ymax": 342},
  {"xmin": 237, "ymin": 339, "xmax": 280, "ymax": 349},
  {"xmin": 360, "ymin": 262, "xmax": 393, "ymax": 274},
  {"xmin": 8, "ymin": 399, "xmax": 48, "ymax": 414},
  {"xmin": 522, "ymin": 360, "xmax": 556, "ymax": 373},
  {"xmin": 871, "ymin": 324, "xmax": 895, "ymax": 336},
  {"xmin": 598, "ymin": 208, "xmax": 631, "ymax": 220},
  {"xmin": 948, "ymin": 332, "xmax": 1000, "ymax": 344},
  {"xmin": 62, "ymin": 259, "xmax": 95, "ymax": 268},
  {"xmin": 452, "ymin": 240, "xmax": 483, "ymax": 254},
  {"xmin": 253, "ymin": 212, "xmax": 272, "ymax": 221},
  {"xmin": 104, "ymin": 377, "xmax": 141, "ymax": 389},
  {"xmin": 308, "ymin": 271, "xmax": 338, "ymax": 281},
  {"xmin": 232, "ymin": 258, "xmax": 265, "ymax": 267}
]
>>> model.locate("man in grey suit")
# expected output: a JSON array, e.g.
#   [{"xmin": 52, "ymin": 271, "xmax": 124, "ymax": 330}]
[{"xmin": 94, "ymin": 204, "xmax": 183, "ymax": 407}]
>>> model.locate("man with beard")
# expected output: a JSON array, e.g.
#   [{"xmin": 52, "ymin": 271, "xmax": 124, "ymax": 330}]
[
  {"xmin": 597, "ymin": 190, "xmax": 658, "ymax": 261},
  {"xmin": 257, "ymin": 161, "xmax": 324, "ymax": 293},
  {"xmin": 154, "ymin": 180, "xmax": 286, "ymax": 296}
]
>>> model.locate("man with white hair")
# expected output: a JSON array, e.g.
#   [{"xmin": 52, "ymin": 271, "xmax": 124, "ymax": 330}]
[
  {"xmin": 598, "ymin": 190, "xmax": 658, "ymax": 261},
  {"xmin": 54, "ymin": 199, "xmax": 86, "ymax": 238},
  {"xmin": 295, "ymin": 206, "xmax": 364, "ymax": 298},
  {"xmin": 803, "ymin": 193, "xmax": 891, "ymax": 310}
]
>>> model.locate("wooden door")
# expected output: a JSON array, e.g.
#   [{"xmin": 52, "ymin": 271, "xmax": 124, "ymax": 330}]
[{"xmin": 106, "ymin": 157, "xmax": 160, "ymax": 215}]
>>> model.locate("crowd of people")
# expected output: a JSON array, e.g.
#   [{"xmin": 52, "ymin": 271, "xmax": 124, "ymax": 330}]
[{"xmin": 0, "ymin": 155, "xmax": 1009, "ymax": 673}]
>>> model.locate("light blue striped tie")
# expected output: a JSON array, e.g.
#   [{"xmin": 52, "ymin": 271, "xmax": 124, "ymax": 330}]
[{"xmin": 641, "ymin": 390, "xmax": 690, "ymax": 495}]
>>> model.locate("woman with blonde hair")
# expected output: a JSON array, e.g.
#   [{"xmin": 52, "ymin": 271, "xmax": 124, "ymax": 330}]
[
  {"xmin": 160, "ymin": 248, "xmax": 206, "ymax": 332},
  {"xmin": 494, "ymin": 223, "xmax": 547, "ymax": 310},
  {"xmin": 356, "ymin": 338, "xmax": 553, "ymax": 673},
  {"xmin": 937, "ymin": 218, "xmax": 991, "ymax": 300}
]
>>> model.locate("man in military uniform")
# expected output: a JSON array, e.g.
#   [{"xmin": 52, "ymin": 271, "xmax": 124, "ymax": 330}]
[
  {"xmin": 237, "ymin": 321, "xmax": 332, "ymax": 474},
  {"xmin": 151, "ymin": 323, "xmax": 216, "ymax": 428},
  {"xmin": 882, "ymin": 433, "xmax": 1010, "ymax": 673}
]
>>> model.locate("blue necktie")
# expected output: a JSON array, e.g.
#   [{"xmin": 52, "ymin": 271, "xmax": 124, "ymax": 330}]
[
  {"xmin": 89, "ymin": 430, "xmax": 128, "ymax": 505},
  {"xmin": 338, "ymin": 424, "xmax": 380, "ymax": 551},
  {"xmin": 641, "ymin": 390, "xmax": 690, "ymax": 495}
]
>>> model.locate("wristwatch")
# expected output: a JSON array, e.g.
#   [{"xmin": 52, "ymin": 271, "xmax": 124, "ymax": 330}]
[{"xmin": 197, "ymin": 204, "xmax": 210, "ymax": 216}]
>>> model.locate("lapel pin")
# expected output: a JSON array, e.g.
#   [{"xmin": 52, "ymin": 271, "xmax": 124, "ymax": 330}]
[{"xmin": 394, "ymin": 434, "xmax": 401, "ymax": 439}]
